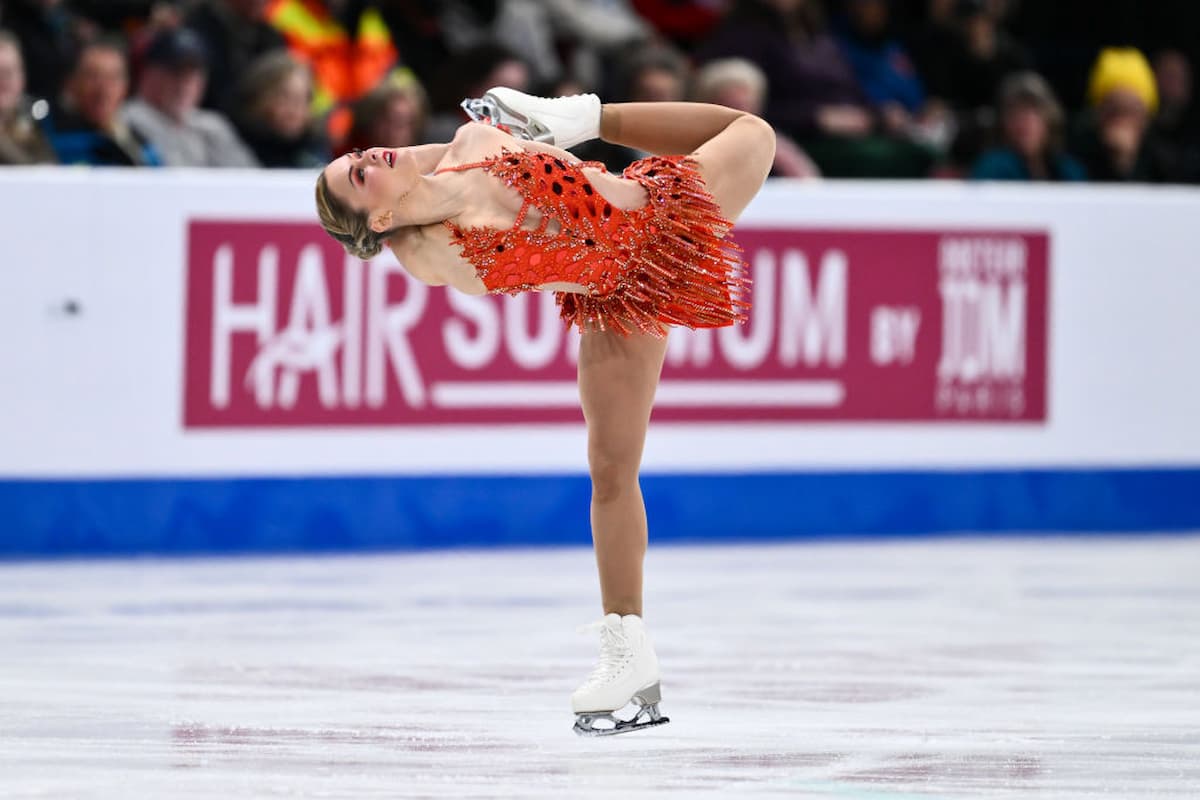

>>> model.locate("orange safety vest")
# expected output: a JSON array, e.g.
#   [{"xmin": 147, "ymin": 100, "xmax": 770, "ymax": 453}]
[{"xmin": 267, "ymin": 0, "xmax": 398, "ymax": 137}]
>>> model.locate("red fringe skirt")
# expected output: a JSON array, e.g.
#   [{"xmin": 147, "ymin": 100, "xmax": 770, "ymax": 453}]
[{"xmin": 556, "ymin": 156, "xmax": 750, "ymax": 337}]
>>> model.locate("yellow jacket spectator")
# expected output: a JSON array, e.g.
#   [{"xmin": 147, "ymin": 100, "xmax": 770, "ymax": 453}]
[{"xmin": 267, "ymin": 0, "xmax": 397, "ymax": 141}]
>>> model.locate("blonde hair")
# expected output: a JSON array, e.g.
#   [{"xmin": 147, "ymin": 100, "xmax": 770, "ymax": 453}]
[
  {"xmin": 314, "ymin": 173, "xmax": 386, "ymax": 260},
  {"xmin": 692, "ymin": 58, "xmax": 768, "ymax": 107}
]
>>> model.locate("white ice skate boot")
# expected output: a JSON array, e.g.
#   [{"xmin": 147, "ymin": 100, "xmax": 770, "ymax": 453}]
[
  {"xmin": 460, "ymin": 87, "xmax": 601, "ymax": 149},
  {"xmin": 571, "ymin": 613, "xmax": 669, "ymax": 736}
]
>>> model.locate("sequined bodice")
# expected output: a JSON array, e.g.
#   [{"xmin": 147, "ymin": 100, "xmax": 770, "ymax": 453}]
[
  {"xmin": 436, "ymin": 148, "xmax": 747, "ymax": 336},
  {"xmin": 438, "ymin": 149, "xmax": 651, "ymax": 296}
]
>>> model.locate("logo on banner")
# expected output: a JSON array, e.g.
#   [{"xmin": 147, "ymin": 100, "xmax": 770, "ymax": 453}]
[
  {"xmin": 183, "ymin": 221, "xmax": 1048, "ymax": 426},
  {"xmin": 935, "ymin": 237, "xmax": 1030, "ymax": 415}
]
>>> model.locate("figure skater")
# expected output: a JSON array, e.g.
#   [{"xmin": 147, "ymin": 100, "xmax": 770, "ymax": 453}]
[{"xmin": 314, "ymin": 89, "xmax": 775, "ymax": 735}]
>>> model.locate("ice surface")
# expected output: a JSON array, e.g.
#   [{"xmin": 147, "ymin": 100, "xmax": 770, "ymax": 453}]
[{"xmin": 2, "ymin": 537, "xmax": 1199, "ymax": 798}]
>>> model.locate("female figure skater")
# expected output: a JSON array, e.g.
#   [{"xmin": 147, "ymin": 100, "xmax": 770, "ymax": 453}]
[{"xmin": 314, "ymin": 89, "xmax": 774, "ymax": 735}]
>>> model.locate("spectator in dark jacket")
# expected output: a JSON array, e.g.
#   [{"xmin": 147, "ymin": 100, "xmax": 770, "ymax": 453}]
[
  {"xmin": 941, "ymin": 0, "xmax": 1030, "ymax": 112},
  {"xmin": 0, "ymin": 29, "xmax": 56, "ymax": 163},
  {"xmin": 698, "ymin": 0, "xmax": 872, "ymax": 143},
  {"xmin": 970, "ymin": 72, "xmax": 1086, "ymax": 182},
  {"xmin": 835, "ymin": 0, "xmax": 925, "ymax": 115},
  {"xmin": 185, "ymin": 0, "xmax": 287, "ymax": 113},
  {"xmin": 1070, "ymin": 48, "xmax": 1174, "ymax": 183},
  {"xmin": 0, "ymin": 0, "xmax": 83, "ymax": 102},
  {"xmin": 700, "ymin": 0, "xmax": 934, "ymax": 176},
  {"xmin": 908, "ymin": 0, "xmax": 1029, "ymax": 113},
  {"xmin": 45, "ymin": 37, "xmax": 159, "ymax": 166},
  {"xmin": 1151, "ymin": 49, "xmax": 1200, "ymax": 183},
  {"xmin": 231, "ymin": 51, "xmax": 327, "ymax": 168}
]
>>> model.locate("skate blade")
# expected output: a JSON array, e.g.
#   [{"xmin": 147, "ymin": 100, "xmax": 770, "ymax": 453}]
[
  {"xmin": 573, "ymin": 704, "xmax": 670, "ymax": 737},
  {"xmin": 460, "ymin": 94, "xmax": 553, "ymax": 143}
]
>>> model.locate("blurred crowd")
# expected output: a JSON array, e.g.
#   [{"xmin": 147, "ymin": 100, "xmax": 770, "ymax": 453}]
[{"xmin": 1, "ymin": 0, "xmax": 1198, "ymax": 183}]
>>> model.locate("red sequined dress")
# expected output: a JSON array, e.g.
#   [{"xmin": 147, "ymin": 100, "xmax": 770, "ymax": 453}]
[{"xmin": 436, "ymin": 149, "xmax": 749, "ymax": 335}]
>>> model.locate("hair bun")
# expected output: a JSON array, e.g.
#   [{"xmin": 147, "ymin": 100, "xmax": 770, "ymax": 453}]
[{"xmin": 351, "ymin": 237, "xmax": 385, "ymax": 260}]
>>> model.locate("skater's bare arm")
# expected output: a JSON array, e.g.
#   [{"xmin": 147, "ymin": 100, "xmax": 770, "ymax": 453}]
[
  {"xmin": 599, "ymin": 103, "xmax": 770, "ymax": 159},
  {"xmin": 600, "ymin": 102, "xmax": 775, "ymax": 222}
]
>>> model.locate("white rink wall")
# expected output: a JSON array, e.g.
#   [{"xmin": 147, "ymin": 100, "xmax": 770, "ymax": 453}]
[{"xmin": 0, "ymin": 170, "xmax": 1198, "ymax": 554}]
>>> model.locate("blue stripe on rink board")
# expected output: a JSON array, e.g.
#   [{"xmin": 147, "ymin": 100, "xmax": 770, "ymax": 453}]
[{"xmin": 2, "ymin": 469, "xmax": 1199, "ymax": 558}]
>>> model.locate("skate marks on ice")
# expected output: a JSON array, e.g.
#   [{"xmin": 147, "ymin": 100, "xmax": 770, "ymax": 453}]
[{"xmin": 1, "ymin": 537, "xmax": 1199, "ymax": 797}]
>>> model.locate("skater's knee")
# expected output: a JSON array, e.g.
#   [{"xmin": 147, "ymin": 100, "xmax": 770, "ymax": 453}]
[{"xmin": 588, "ymin": 447, "xmax": 640, "ymax": 503}]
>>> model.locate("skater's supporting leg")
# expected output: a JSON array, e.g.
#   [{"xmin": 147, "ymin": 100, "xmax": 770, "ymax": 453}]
[{"xmin": 577, "ymin": 327, "xmax": 669, "ymax": 617}]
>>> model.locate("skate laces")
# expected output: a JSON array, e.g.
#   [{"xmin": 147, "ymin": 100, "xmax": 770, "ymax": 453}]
[{"xmin": 577, "ymin": 619, "xmax": 633, "ymax": 687}]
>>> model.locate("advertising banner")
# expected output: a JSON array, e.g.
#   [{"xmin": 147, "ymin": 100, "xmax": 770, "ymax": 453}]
[{"xmin": 185, "ymin": 222, "xmax": 1047, "ymax": 425}]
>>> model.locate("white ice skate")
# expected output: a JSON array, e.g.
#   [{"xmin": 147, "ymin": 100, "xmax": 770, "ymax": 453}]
[
  {"xmin": 571, "ymin": 613, "xmax": 669, "ymax": 736},
  {"xmin": 460, "ymin": 87, "xmax": 601, "ymax": 149}
]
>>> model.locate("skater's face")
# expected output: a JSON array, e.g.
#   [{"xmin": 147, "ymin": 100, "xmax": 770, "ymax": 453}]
[{"xmin": 322, "ymin": 146, "xmax": 421, "ymax": 234}]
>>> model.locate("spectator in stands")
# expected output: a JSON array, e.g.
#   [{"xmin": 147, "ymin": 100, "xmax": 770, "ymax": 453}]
[
  {"xmin": 123, "ymin": 27, "xmax": 258, "ymax": 167},
  {"xmin": 266, "ymin": 0, "xmax": 397, "ymax": 129},
  {"xmin": 970, "ymin": 72, "xmax": 1085, "ymax": 182},
  {"xmin": 692, "ymin": 58, "xmax": 820, "ymax": 177},
  {"xmin": 631, "ymin": 0, "xmax": 728, "ymax": 49},
  {"xmin": 569, "ymin": 44, "xmax": 692, "ymax": 169},
  {"xmin": 45, "ymin": 37, "xmax": 159, "ymax": 166},
  {"xmin": 904, "ymin": 0, "xmax": 957, "ymax": 100},
  {"xmin": 0, "ymin": 0, "xmax": 84, "ymax": 102},
  {"xmin": 1152, "ymin": 49, "xmax": 1200, "ymax": 183},
  {"xmin": 185, "ymin": 0, "xmax": 286, "ymax": 112},
  {"xmin": 623, "ymin": 44, "xmax": 690, "ymax": 103},
  {"xmin": 534, "ymin": 0, "xmax": 650, "ymax": 90},
  {"xmin": 0, "ymin": 29, "xmax": 56, "ymax": 164},
  {"xmin": 424, "ymin": 42, "xmax": 531, "ymax": 144},
  {"xmin": 432, "ymin": 0, "xmax": 648, "ymax": 90},
  {"xmin": 909, "ymin": 0, "xmax": 1029, "ymax": 112},
  {"xmin": 1070, "ymin": 48, "xmax": 1173, "ymax": 183},
  {"xmin": 361, "ymin": 1, "xmax": 450, "ymax": 89},
  {"xmin": 834, "ymin": 0, "xmax": 926, "ymax": 121},
  {"xmin": 231, "ymin": 51, "xmax": 326, "ymax": 168},
  {"xmin": 697, "ymin": 1, "xmax": 872, "ymax": 143},
  {"xmin": 699, "ymin": 0, "xmax": 932, "ymax": 177},
  {"xmin": 340, "ymin": 71, "xmax": 428, "ymax": 157}
]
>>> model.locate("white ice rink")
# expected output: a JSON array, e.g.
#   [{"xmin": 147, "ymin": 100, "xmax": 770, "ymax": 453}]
[{"xmin": 2, "ymin": 537, "xmax": 1199, "ymax": 799}]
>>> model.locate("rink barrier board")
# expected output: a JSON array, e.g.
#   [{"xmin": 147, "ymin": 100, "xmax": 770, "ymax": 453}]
[
  {"xmin": 3, "ymin": 468, "xmax": 1199, "ymax": 558},
  {"xmin": 5, "ymin": 172, "xmax": 1200, "ymax": 554}
]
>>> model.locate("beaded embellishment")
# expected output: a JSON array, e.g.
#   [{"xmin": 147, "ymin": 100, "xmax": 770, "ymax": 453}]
[{"xmin": 439, "ymin": 149, "xmax": 749, "ymax": 336}]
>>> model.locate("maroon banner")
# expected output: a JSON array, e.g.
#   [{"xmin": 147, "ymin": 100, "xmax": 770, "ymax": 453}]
[{"xmin": 184, "ymin": 221, "xmax": 1047, "ymax": 426}]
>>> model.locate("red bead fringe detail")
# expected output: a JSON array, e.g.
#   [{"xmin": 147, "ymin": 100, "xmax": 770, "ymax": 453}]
[{"xmin": 557, "ymin": 156, "xmax": 749, "ymax": 337}]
